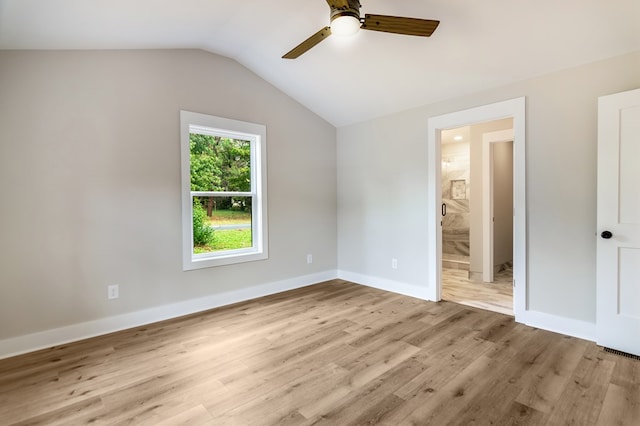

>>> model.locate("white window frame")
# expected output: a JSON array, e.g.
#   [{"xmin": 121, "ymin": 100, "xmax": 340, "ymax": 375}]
[{"xmin": 180, "ymin": 110, "xmax": 268, "ymax": 270}]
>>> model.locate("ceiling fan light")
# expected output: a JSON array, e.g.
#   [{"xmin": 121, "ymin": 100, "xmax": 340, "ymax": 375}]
[{"xmin": 331, "ymin": 14, "xmax": 360, "ymax": 37}]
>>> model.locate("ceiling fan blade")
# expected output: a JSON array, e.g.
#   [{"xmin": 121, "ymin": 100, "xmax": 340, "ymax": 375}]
[
  {"xmin": 362, "ymin": 14, "xmax": 439, "ymax": 37},
  {"xmin": 326, "ymin": 0, "xmax": 350, "ymax": 9},
  {"xmin": 282, "ymin": 26, "xmax": 332, "ymax": 59}
]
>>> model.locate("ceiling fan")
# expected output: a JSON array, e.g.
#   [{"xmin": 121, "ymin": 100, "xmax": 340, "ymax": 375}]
[{"xmin": 282, "ymin": 0, "xmax": 440, "ymax": 59}]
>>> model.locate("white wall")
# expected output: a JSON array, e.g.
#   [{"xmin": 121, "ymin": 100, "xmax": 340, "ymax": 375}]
[
  {"xmin": 337, "ymin": 51, "xmax": 640, "ymax": 323},
  {"xmin": 0, "ymin": 50, "xmax": 337, "ymax": 344}
]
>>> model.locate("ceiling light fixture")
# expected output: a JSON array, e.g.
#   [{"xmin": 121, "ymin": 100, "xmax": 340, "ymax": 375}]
[
  {"xmin": 330, "ymin": 13, "xmax": 361, "ymax": 37},
  {"xmin": 282, "ymin": 0, "xmax": 440, "ymax": 59},
  {"xmin": 453, "ymin": 135, "xmax": 463, "ymax": 141}
]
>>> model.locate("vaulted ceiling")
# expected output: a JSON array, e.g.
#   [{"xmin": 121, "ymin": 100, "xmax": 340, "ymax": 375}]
[{"xmin": 1, "ymin": 0, "xmax": 638, "ymax": 127}]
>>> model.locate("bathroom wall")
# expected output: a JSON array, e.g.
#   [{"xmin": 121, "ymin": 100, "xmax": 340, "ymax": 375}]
[
  {"xmin": 493, "ymin": 141, "xmax": 514, "ymax": 269},
  {"xmin": 441, "ymin": 139, "xmax": 470, "ymax": 260}
]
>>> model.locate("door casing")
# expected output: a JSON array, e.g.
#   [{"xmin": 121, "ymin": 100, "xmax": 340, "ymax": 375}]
[{"xmin": 427, "ymin": 97, "xmax": 526, "ymax": 321}]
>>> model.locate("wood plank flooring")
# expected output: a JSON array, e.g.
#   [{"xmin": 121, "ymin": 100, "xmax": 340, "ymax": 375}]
[
  {"xmin": 442, "ymin": 267, "xmax": 514, "ymax": 316},
  {"xmin": 0, "ymin": 280, "xmax": 637, "ymax": 425}
]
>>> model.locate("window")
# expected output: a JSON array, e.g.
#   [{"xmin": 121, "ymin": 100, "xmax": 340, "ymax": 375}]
[{"xmin": 180, "ymin": 111, "xmax": 267, "ymax": 270}]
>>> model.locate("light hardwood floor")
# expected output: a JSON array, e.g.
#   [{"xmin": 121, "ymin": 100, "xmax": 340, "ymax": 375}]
[
  {"xmin": 1, "ymin": 280, "xmax": 638, "ymax": 425},
  {"xmin": 442, "ymin": 267, "xmax": 514, "ymax": 316}
]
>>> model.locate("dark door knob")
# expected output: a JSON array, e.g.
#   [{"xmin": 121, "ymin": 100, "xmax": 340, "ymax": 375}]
[{"xmin": 601, "ymin": 231, "xmax": 613, "ymax": 239}]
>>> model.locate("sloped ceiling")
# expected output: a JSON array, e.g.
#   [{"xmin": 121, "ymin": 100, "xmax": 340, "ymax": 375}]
[{"xmin": 1, "ymin": 0, "xmax": 639, "ymax": 127}]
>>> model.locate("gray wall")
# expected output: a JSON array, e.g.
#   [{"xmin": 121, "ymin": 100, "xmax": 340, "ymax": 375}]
[
  {"xmin": 492, "ymin": 141, "xmax": 514, "ymax": 267},
  {"xmin": 338, "ymin": 51, "xmax": 640, "ymax": 323},
  {"xmin": 1, "ymin": 49, "xmax": 638, "ymax": 342},
  {"xmin": 0, "ymin": 50, "xmax": 337, "ymax": 340},
  {"xmin": 468, "ymin": 118, "xmax": 513, "ymax": 275}
]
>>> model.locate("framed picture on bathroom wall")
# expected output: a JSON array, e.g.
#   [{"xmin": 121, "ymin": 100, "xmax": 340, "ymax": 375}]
[{"xmin": 451, "ymin": 179, "xmax": 466, "ymax": 200}]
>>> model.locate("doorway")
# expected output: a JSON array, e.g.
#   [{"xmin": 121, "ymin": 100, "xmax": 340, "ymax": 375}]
[
  {"xmin": 440, "ymin": 123, "xmax": 514, "ymax": 315},
  {"xmin": 426, "ymin": 97, "xmax": 526, "ymax": 322}
]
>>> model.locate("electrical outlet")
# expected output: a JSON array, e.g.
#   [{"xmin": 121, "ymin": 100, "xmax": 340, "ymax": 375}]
[
  {"xmin": 307, "ymin": 254, "xmax": 313, "ymax": 264},
  {"xmin": 391, "ymin": 258, "xmax": 398, "ymax": 269},
  {"xmin": 107, "ymin": 284, "xmax": 119, "ymax": 300}
]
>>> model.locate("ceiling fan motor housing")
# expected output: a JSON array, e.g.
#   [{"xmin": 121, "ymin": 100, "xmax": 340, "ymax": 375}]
[{"xmin": 329, "ymin": 0, "xmax": 361, "ymax": 23}]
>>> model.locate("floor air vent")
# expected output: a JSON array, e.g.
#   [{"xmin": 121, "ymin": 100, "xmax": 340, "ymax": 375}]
[{"xmin": 603, "ymin": 347, "xmax": 640, "ymax": 361}]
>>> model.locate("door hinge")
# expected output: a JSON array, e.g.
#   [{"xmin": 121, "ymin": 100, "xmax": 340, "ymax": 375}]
[{"xmin": 513, "ymin": 279, "xmax": 516, "ymax": 288}]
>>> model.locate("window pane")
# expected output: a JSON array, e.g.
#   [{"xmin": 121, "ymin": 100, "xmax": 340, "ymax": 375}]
[
  {"xmin": 190, "ymin": 134, "xmax": 251, "ymax": 192},
  {"xmin": 192, "ymin": 196, "xmax": 253, "ymax": 254}
]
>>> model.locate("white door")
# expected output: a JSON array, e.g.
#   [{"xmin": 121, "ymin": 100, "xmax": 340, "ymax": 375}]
[{"xmin": 597, "ymin": 88, "xmax": 640, "ymax": 356}]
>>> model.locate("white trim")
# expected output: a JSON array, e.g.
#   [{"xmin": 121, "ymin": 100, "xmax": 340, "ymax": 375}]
[
  {"xmin": 0, "ymin": 270, "xmax": 337, "ymax": 360},
  {"xmin": 427, "ymin": 125, "xmax": 443, "ymax": 302},
  {"xmin": 427, "ymin": 97, "xmax": 527, "ymax": 320},
  {"xmin": 191, "ymin": 191, "xmax": 253, "ymax": 197},
  {"xmin": 482, "ymin": 129, "xmax": 514, "ymax": 283},
  {"xmin": 337, "ymin": 270, "xmax": 428, "ymax": 301},
  {"xmin": 1, "ymin": 269, "xmax": 598, "ymax": 360},
  {"xmin": 521, "ymin": 310, "xmax": 596, "ymax": 342},
  {"xmin": 338, "ymin": 269, "xmax": 595, "ymax": 342}
]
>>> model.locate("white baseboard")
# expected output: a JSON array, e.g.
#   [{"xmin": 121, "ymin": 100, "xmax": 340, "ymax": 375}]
[
  {"xmin": 519, "ymin": 309, "xmax": 596, "ymax": 342},
  {"xmin": 1, "ymin": 269, "xmax": 597, "ymax": 360},
  {"xmin": 0, "ymin": 270, "xmax": 338, "ymax": 360},
  {"xmin": 337, "ymin": 270, "xmax": 596, "ymax": 342},
  {"xmin": 337, "ymin": 270, "xmax": 429, "ymax": 301}
]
